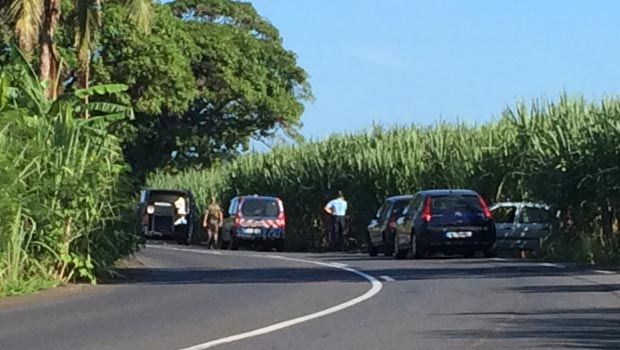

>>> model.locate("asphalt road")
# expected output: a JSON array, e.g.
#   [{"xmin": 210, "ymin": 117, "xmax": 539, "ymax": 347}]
[{"xmin": 1, "ymin": 242, "xmax": 619, "ymax": 350}]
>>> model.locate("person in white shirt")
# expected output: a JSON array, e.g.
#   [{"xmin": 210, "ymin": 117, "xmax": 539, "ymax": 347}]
[
  {"xmin": 324, "ymin": 191, "xmax": 348, "ymax": 251},
  {"xmin": 174, "ymin": 196, "xmax": 187, "ymax": 225}
]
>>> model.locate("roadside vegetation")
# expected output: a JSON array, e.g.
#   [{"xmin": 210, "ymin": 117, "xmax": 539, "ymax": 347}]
[
  {"xmin": 0, "ymin": 55, "xmax": 138, "ymax": 296},
  {"xmin": 2, "ymin": 0, "xmax": 619, "ymax": 297},
  {"xmin": 0, "ymin": 0, "xmax": 310, "ymax": 296},
  {"xmin": 150, "ymin": 96, "xmax": 620, "ymax": 264}
]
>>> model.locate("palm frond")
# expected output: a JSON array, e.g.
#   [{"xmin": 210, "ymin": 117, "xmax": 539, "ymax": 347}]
[
  {"xmin": 8, "ymin": 0, "xmax": 44, "ymax": 57},
  {"xmin": 126, "ymin": 0, "xmax": 153, "ymax": 33}
]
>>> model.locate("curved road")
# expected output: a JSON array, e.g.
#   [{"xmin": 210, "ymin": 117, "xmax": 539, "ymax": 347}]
[{"xmin": 1, "ymin": 242, "xmax": 619, "ymax": 350}]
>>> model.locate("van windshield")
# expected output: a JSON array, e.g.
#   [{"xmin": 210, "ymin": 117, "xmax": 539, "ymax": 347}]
[{"xmin": 241, "ymin": 198, "xmax": 280, "ymax": 217}]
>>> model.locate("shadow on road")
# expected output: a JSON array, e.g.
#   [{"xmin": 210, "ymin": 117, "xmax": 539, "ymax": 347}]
[
  {"xmin": 510, "ymin": 284, "xmax": 620, "ymax": 294},
  {"xmin": 430, "ymin": 307, "xmax": 620, "ymax": 349},
  {"xmin": 361, "ymin": 264, "xmax": 598, "ymax": 281},
  {"xmin": 103, "ymin": 266, "xmax": 364, "ymax": 286},
  {"xmin": 106, "ymin": 262, "xmax": 602, "ymax": 286}
]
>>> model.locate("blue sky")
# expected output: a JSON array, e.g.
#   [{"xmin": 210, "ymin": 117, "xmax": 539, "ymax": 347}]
[{"xmin": 250, "ymin": 0, "xmax": 620, "ymax": 139}]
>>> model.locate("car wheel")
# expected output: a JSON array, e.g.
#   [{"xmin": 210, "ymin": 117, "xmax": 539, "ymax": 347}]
[
  {"xmin": 368, "ymin": 243, "xmax": 378, "ymax": 257},
  {"xmin": 383, "ymin": 232, "xmax": 394, "ymax": 257},
  {"xmin": 366, "ymin": 232, "xmax": 378, "ymax": 257},
  {"xmin": 412, "ymin": 233, "xmax": 425, "ymax": 259},
  {"xmin": 394, "ymin": 235, "xmax": 407, "ymax": 259},
  {"xmin": 483, "ymin": 243, "xmax": 497, "ymax": 258}
]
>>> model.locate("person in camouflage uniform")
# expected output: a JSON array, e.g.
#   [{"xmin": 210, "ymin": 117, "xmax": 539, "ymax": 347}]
[{"xmin": 202, "ymin": 197, "xmax": 223, "ymax": 249}]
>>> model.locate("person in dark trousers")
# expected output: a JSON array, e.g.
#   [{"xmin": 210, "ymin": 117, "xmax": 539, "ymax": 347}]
[{"xmin": 324, "ymin": 191, "xmax": 348, "ymax": 251}]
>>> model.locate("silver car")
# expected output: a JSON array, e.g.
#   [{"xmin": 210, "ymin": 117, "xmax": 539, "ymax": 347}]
[{"xmin": 490, "ymin": 202, "xmax": 552, "ymax": 256}]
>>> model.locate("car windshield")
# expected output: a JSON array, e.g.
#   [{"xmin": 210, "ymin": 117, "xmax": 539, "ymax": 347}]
[
  {"xmin": 391, "ymin": 200, "xmax": 410, "ymax": 217},
  {"xmin": 241, "ymin": 198, "xmax": 280, "ymax": 217},
  {"xmin": 431, "ymin": 195, "xmax": 482, "ymax": 213}
]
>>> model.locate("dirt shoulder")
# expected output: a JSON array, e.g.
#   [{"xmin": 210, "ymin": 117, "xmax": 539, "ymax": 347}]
[{"xmin": 0, "ymin": 255, "xmax": 146, "ymax": 310}]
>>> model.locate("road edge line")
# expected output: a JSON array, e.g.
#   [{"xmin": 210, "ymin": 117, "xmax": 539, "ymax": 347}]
[{"xmin": 147, "ymin": 245, "xmax": 383, "ymax": 350}]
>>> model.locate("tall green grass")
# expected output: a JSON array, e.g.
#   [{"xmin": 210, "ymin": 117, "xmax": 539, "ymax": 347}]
[
  {"xmin": 149, "ymin": 96, "xmax": 620, "ymax": 263},
  {"xmin": 0, "ymin": 54, "xmax": 139, "ymax": 296}
]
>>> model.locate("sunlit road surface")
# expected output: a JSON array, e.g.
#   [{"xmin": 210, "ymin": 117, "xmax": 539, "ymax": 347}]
[{"xmin": 1, "ymin": 242, "xmax": 619, "ymax": 350}]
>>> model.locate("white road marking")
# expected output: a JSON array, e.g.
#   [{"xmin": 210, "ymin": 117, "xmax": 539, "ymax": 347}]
[
  {"xmin": 540, "ymin": 262, "xmax": 565, "ymax": 268},
  {"xmin": 380, "ymin": 275, "xmax": 395, "ymax": 282},
  {"xmin": 491, "ymin": 258, "xmax": 509, "ymax": 262},
  {"xmin": 593, "ymin": 269, "xmax": 616, "ymax": 275},
  {"xmin": 146, "ymin": 245, "xmax": 383, "ymax": 350},
  {"xmin": 330, "ymin": 262, "xmax": 349, "ymax": 268}
]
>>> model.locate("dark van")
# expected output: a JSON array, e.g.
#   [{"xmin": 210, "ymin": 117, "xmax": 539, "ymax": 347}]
[{"xmin": 138, "ymin": 189, "xmax": 196, "ymax": 245}]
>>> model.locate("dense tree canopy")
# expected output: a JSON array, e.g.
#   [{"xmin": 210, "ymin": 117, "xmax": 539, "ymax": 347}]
[
  {"xmin": 1, "ymin": 0, "xmax": 312, "ymax": 177},
  {"xmin": 95, "ymin": 0, "xmax": 312, "ymax": 175}
]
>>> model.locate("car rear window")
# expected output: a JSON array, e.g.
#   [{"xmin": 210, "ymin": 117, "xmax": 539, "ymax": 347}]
[
  {"xmin": 492, "ymin": 206, "xmax": 517, "ymax": 223},
  {"xmin": 241, "ymin": 198, "xmax": 280, "ymax": 217},
  {"xmin": 431, "ymin": 195, "xmax": 482, "ymax": 213},
  {"xmin": 520, "ymin": 207, "xmax": 550, "ymax": 224}
]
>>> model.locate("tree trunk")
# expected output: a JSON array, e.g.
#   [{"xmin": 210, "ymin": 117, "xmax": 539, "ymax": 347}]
[
  {"xmin": 77, "ymin": 62, "xmax": 90, "ymax": 119},
  {"xmin": 39, "ymin": 0, "xmax": 61, "ymax": 100}
]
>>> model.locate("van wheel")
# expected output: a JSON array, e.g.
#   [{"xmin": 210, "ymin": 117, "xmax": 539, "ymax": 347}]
[
  {"xmin": 274, "ymin": 240, "xmax": 285, "ymax": 252},
  {"xmin": 177, "ymin": 233, "xmax": 190, "ymax": 245}
]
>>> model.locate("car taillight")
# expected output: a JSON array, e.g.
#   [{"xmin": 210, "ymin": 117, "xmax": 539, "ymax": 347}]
[
  {"xmin": 233, "ymin": 214, "xmax": 242, "ymax": 228},
  {"xmin": 276, "ymin": 198, "xmax": 285, "ymax": 227},
  {"xmin": 478, "ymin": 196, "xmax": 493, "ymax": 219},
  {"xmin": 421, "ymin": 197, "xmax": 432, "ymax": 222},
  {"xmin": 233, "ymin": 197, "xmax": 245, "ymax": 228}
]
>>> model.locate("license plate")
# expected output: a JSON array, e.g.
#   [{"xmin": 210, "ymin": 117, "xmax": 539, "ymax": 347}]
[
  {"xmin": 244, "ymin": 228, "xmax": 261, "ymax": 234},
  {"xmin": 445, "ymin": 231, "xmax": 473, "ymax": 238}
]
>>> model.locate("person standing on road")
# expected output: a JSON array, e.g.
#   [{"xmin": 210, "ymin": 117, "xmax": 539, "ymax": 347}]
[
  {"xmin": 324, "ymin": 190, "xmax": 348, "ymax": 251},
  {"xmin": 174, "ymin": 195, "xmax": 188, "ymax": 225},
  {"xmin": 203, "ymin": 197, "xmax": 223, "ymax": 249}
]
